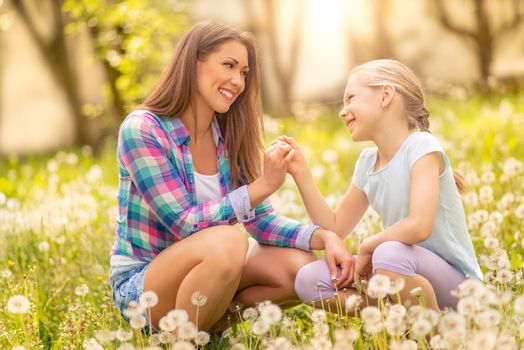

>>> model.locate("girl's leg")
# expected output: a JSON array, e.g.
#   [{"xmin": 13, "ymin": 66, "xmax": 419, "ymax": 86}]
[
  {"xmin": 143, "ymin": 225, "xmax": 249, "ymax": 331},
  {"xmin": 372, "ymin": 241, "xmax": 466, "ymax": 310}
]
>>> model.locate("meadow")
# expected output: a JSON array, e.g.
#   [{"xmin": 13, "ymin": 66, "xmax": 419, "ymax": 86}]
[{"xmin": 1, "ymin": 92, "xmax": 523, "ymax": 349}]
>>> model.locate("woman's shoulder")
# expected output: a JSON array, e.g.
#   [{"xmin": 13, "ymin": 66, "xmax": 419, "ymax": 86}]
[{"xmin": 120, "ymin": 109, "xmax": 162, "ymax": 132}]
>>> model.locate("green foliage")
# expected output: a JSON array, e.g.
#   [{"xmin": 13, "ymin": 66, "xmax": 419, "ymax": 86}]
[{"xmin": 0, "ymin": 92, "xmax": 524, "ymax": 348}]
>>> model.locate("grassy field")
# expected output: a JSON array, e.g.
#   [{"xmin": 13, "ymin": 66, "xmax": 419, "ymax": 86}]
[{"xmin": 1, "ymin": 92, "xmax": 523, "ymax": 349}]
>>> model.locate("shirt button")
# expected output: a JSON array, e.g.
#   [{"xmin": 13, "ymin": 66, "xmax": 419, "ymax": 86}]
[
  {"xmin": 193, "ymin": 224, "xmax": 199, "ymax": 230},
  {"xmin": 243, "ymin": 215, "xmax": 248, "ymax": 220}
]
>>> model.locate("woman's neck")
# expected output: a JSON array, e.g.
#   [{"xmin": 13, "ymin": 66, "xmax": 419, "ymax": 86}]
[{"xmin": 179, "ymin": 104, "xmax": 214, "ymax": 140}]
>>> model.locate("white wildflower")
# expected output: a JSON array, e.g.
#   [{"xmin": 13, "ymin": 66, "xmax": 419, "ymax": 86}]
[
  {"xmin": 467, "ymin": 330, "xmax": 496, "ymax": 350},
  {"xmin": 83, "ymin": 338, "xmax": 103, "ymax": 350},
  {"xmin": 345, "ymin": 294, "xmax": 362, "ymax": 313},
  {"xmin": 438, "ymin": 311, "xmax": 466, "ymax": 335},
  {"xmin": 474, "ymin": 209, "xmax": 489, "ymax": 223},
  {"xmin": 481, "ymin": 171, "xmax": 495, "ymax": 183},
  {"xmin": 190, "ymin": 291, "xmax": 207, "ymax": 307},
  {"xmin": 360, "ymin": 306, "xmax": 382, "ymax": 324},
  {"xmin": 148, "ymin": 334, "xmax": 161, "ymax": 346},
  {"xmin": 251, "ymin": 319, "xmax": 269, "ymax": 335},
  {"xmin": 167, "ymin": 309, "xmax": 189, "ymax": 326},
  {"xmin": 368, "ymin": 274, "xmax": 391, "ymax": 297},
  {"xmin": 475, "ymin": 309, "xmax": 501, "ymax": 328},
  {"xmin": 409, "ymin": 286, "xmax": 423, "ymax": 297},
  {"xmin": 514, "ymin": 296, "xmax": 524, "ymax": 315},
  {"xmin": 463, "ymin": 192, "xmax": 478, "ymax": 207},
  {"xmin": 139, "ymin": 290, "xmax": 158, "ymax": 308},
  {"xmin": 12, "ymin": 346, "xmax": 27, "ymax": 350},
  {"xmin": 496, "ymin": 269, "xmax": 512, "ymax": 283},
  {"xmin": 116, "ymin": 328, "xmax": 133, "ymax": 342},
  {"xmin": 158, "ymin": 315, "xmax": 176, "ymax": 332},
  {"xmin": 171, "ymin": 341, "xmax": 195, "ymax": 350},
  {"xmin": 177, "ymin": 321, "xmax": 197, "ymax": 340},
  {"xmin": 1, "ymin": 268, "xmax": 13, "ymax": 279},
  {"xmin": 457, "ymin": 297, "xmax": 476, "ymax": 316},
  {"xmin": 7, "ymin": 295, "xmax": 30, "ymax": 314},
  {"xmin": 483, "ymin": 236, "xmax": 499, "ymax": 249},
  {"xmin": 0, "ymin": 192, "xmax": 6, "ymax": 206},
  {"xmin": 479, "ymin": 186, "xmax": 493, "ymax": 203},
  {"xmin": 503, "ymin": 157, "xmax": 523, "ymax": 177},
  {"xmin": 411, "ymin": 318, "xmax": 432, "ymax": 338},
  {"xmin": 123, "ymin": 300, "xmax": 145, "ymax": 318},
  {"xmin": 388, "ymin": 278, "xmax": 405, "ymax": 294},
  {"xmin": 194, "ymin": 331, "xmax": 210, "ymax": 346},
  {"xmin": 310, "ymin": 309, "xmax": 327, "ymax": 323},
  {"xmin": 363, "ymin": 321, "xmax": 384, "ymax": 334},
  {"xmin": 38, "ymin": 241, "xmax": 50, "ymax": 252},
  {"xmin": 75, "ymin": 284, "xmax": 89, "ymax": 297},
  {"xmin": 313, "ymin": 321, "xmax": 330, "ymax": 336},
  {"xmin": 259, "ymin": 303, "xmax": 282, "ymax": 325},
  {"xmin": 322, "ymin": 149, "xmax": 338, "ymax": 163},
  {"xmin": 385, "ymin": 315, "xmax": 406, "ymax": 337},
  {"xmin": 129, "ymin": 315, "xmax": 147, "ymax": 329},
  {"xmin": 242, "ymin": 307, "xmax": 258, "ymax": 321},
  {"xmin": 94, "ymin": 330, "xmax": 116, "ymax": 344},
  {"xmin": 516, "ymin": 204, "xmax": 524, "ymax": 219},
  {"xmin": 158, "ymin": 331, "xmax": 174, "ymax": 344},
  {"xmin": 429, "ymin": 334, "xmax": 446, "ymax": 350}
]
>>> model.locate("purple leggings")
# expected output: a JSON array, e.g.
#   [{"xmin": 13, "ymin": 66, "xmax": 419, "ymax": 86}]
[{"xmin": 294, "ymin": 241, "xmax": 465, "ymax": 309}]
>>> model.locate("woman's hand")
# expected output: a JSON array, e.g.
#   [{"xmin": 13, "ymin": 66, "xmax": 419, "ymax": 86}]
[
  {"xmin": 275, "ymin": 136, "xmax": 309, "ymax": 178},
  {"xmin": 320, "ymin": 230, "xmax": 355, "ymax": 288},
  {"xmin": 261, "ymin": 140, "xmax": 295, "ymax": 192}
]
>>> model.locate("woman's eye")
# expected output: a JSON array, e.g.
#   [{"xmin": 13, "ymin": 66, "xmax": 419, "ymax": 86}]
[{"xmin": 224, "ymin": 62, "xmax": 234, "ymax": 68}]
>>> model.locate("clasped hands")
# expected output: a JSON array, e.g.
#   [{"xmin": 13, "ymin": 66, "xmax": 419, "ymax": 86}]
[{"xmin": 265, "ymin": 136, "xmax": 374, "ymax": 288}]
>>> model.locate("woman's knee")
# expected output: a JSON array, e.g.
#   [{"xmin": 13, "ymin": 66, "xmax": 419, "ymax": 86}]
[
  {"xmin": 200, "ymin": 225, "xmax": 249, "ymax": 271},
  {"xmin": 294, "ymin": 260, "xmax": 335, "ymax": 303}
]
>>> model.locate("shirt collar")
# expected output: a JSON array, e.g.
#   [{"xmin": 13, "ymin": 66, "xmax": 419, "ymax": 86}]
[{"xmin": 170, "ymin": 115, "xmax": 224, "ymax": 147}]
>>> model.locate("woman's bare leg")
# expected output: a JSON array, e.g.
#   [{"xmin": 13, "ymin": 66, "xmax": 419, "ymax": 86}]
[{"xmin": 143, "ymin": 225, "xmax": 249, "ymax": 331}]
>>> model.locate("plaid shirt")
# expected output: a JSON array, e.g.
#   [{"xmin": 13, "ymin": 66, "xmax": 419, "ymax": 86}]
[{"xmin": 111, "ymin": 110, "xmax": 318, "ymax": 261}]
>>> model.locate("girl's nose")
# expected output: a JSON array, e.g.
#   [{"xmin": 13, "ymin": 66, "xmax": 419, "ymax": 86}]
[{"xmin": 339, "ymin": 106, "xmax": 348, "ymax": 119}]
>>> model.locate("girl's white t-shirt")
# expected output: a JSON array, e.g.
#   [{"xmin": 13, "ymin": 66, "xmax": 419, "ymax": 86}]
[{"xmin": 352, "ymin": 131, "xmax": 482, "ymax": 280}]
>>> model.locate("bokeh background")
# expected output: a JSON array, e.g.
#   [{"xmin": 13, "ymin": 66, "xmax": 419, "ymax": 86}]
[{"xmin": 1, "ymin": 0, "xmax": 523, "ymax": 155}]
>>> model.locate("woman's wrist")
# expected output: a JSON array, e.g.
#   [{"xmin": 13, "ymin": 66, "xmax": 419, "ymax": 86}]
[{"xmin": 310, "ymin": 229, "xmax": 340, "ymax": 250}]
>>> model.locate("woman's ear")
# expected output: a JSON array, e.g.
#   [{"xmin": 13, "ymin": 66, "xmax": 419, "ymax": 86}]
[{"xmin": 381, "ymin": 84, "xmax": 396, "ymax": 108}]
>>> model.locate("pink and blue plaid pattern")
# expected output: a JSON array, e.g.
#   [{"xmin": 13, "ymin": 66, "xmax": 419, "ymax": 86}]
[{"xmin": 111, "ymin": 110, "xmax": 318, "ymax": 261}]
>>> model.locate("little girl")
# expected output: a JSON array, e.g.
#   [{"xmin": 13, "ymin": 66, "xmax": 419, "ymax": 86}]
[{"xmin": 280, "ymin": 59, "xmax": 482, "ymax": 310}]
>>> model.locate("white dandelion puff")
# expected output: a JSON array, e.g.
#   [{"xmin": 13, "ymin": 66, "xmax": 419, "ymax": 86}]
[
  {"xmin": 129, "ymin": 315, "xmax": 147, "ymax": 329},
  {"xmin": 75, "ymin": 284, "xmax": 89, "ymax": 297},
  {"xmin": 139, "ymin": 290, "xmax": 159, "ymax": 308},
  {"xmin": 116, "ymin": 328, "xmax": 133, "ymax": 342},
  {"xmin": 411, "ymin": 319, "xmax": 432, "ymax": 338},
  {"xmin": 94, "ymin": 330, "xmax": 116, "ymax": 344},
  {"xmin": 167, "ymin": 309, "xmax": 189, "ymax": 326},
  {"xmin": 259, "ymin": 303, "xmax": 282, "ymax": 325},
  {"xmin": 193, "ymin": 331, "xmax": 210, "ymax": 346},
  {"xmin": 158, "ymin": 315, "xmax": 177, "ymax": 332},
  {"xmin": 38, "ymin": 241, "xmax": 50, "ymax": 252},
  {"xmin": 177, "ymin": 321, "xmax": 197, "ymax": 340},
  {"xmin": 190, "ymin": 291, "xmax": 207, "ymax": 307},
  {"xmin": 345, "ymin": 294, "xmax": 362, "ymax": 313},
  {"xmin": 116, "ymin": 344, "xmax": 135, "ymax": 350},
  {"xmin": 171, "ymin": 341, "xmax": 195, "ymax": 350},
  {"xmin": 242, "ymin": 307, "xmax": 258, "ymax": 321},
  {"xmin": 514, "ymin": 296, "xmax": 524, "ymax": 315},
  {"xmin": 361, "ymin": 306, "xmax": 382, "ymax": 324},
  {"xmin": 7, "ymin": 295, "xmax": 30, "ymax": 314},
  {"xmin": 251, "ymin": 319, "xmax": 269, "ymax": 335},
  {"xmin": 310, "ymin": 309, "xmax": 327, "ymax": 323}
]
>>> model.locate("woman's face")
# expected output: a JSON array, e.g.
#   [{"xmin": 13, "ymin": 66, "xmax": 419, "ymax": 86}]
[
  {"xmin": 195, "ymin": 40, "xmax": 249, "ymax": 115},
  {"xmin": 338, "ymin": 74, "xmax": 383, "ymax": 142}
]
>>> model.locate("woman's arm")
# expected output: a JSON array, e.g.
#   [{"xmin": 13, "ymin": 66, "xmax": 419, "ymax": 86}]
[{"xmin": 278, "ymin": 136, "xmax": 369, "ymax": 238}]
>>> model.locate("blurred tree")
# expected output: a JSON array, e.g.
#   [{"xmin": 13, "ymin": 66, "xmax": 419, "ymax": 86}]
[
  {"xmin": 11, "ymin": 0, "xmax": 189, "ymax": 147},
  {"xmin": 11, "ymin": 0, "xmax": 89, "ymax": 146},
  {"xmin": 242, "ymin": 0, "xmax": 304, "ymax": 116},
  {"xmin": 433, "ymin": 0, "xmax": 523, "ymax": 90},
  {"xmin": 63, "ymin": 0, "xmax": 189, "ymax": 141}
]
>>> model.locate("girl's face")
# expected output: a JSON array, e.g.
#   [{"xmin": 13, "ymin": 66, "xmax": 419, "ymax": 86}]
[
  {"xmin": 195, "ymin": 40, "xmax": 249, "ymax": 115},
  {"xmin": 339, "ymin": 74, "xmax": 384, "ymax": 142}
]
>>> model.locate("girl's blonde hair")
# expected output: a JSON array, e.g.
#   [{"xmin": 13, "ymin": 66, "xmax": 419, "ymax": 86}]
[
  {"xmin": 351, "ymin": 59, "xmax": 467, "ymax": 193},
  {"xmin": 135, "ymin": 21, "xmax": 262, "ymax": 188}
]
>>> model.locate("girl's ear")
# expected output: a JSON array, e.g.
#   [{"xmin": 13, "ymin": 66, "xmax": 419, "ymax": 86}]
[{"xmin": 381, "ymin": 84, "xmax": 396, "ymax": 108}]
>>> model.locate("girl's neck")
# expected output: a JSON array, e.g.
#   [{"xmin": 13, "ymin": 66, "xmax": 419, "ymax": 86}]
[{"xmin": 373, "ymin": 127, "xmax": 412, "ymax": 168}]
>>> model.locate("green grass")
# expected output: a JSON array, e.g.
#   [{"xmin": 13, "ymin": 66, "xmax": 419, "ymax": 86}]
[{"xmin": 1, "ymin": 91, "xmax": 523, "ymax": 349}]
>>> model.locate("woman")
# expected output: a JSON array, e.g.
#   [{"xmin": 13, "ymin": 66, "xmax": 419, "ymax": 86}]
[{"xmin": 109, "ymin": 21, "xmax": 352, "ymax": 331}]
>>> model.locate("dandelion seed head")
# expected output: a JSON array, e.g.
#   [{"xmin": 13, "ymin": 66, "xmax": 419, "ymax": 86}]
[
  {"xmin": 1, "ymin": 268, "xmax": 13, "ymax": 279},
  {"xmin": 368, "ymin": 274, "xmax": 391, "ymax": 297},
  {"xmin": 94, "ymin": 329, "xmax": 116, "ymax": 344},
  {"xmin": 83, "ymin": 338, "xmax": 103, "ymax": 350},
  {"xmin": 259, "ymin": 303, "xmax": 282, "ymax": 325},
  {"xmin": 129, "ymin": 315, "xmax": 147, "ymax": 329},
  {"xmin": 194, "ymin": 331, "xmax": 210, "ymax": 345},
  {"xmin": 139, "ymin": 290, "xmax": 158, "ymax": 308},
  {"xmin": 411, "ymin": 319, "xmax": 432, "ymax": 338},
  {"xmin": 310, "ymin": 309, "xmax": 327, "ymax": 323},
  {"xmin": 345, "ymin": 294, "xmax": 362, "ymax": 313},
  {"xmin": 167, "ymin": 309, "xmax": 189, "ymax": 326},
  {"xmin": 242, "ymin": 307, "xmax": 258, "ymax": 321},
  {"xmin": 171, "ymin": 341, "xmax": 195, "ymax": 350},
  {"xmin": 190, "ymin": 291, "xmax": 207, "ymax": 307},
  {"xmin": 116, "ymin": 328, "xmax": 133, "ymax": 342},
  {"xmin": 409, "ymin": 286, "xmax": 423, "ymax": 297},
  {"xmin": 75, "ymin": 284, "xmax": 89, "ymax": 297},
  {"xmin": 251, "ymin": 319, "xmax": 269, "ymax": 335},
  {"xmin": 7, "ymin": 295, "xmax": 30, "ymax": 314},
  {"xmin": 38, "ymin": 241, "xmax": 50, "ymax": 252},
  {"xmin": 177, "ymin": 321, "xmax": 197, "ymax": 340},
  {"xmin": 361, "ymin": 306, "xmax": 382, "ymax": 324},
  {"xmin": 158, "ymin": 315, "xmax": 176, "ymax": 332},
  {"xmin": 123, "ymin": 300, "xmax": 145, "ymax": 318}
]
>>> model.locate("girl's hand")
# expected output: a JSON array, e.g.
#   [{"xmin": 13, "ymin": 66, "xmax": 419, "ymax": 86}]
[
  {"xmin": 354, "ymin": 251, "xmax": 373, "ymax": 285},
  {"xmin": 322, "ymin": 230, "xmax": 355, "ymax": 288},
  {"xmin": 261, "ymin": 140, "xmax": 295, "ymax": 192},
  {"xmin": 275, "ymin": 136, "xmax": 309, "ymax": 177}
]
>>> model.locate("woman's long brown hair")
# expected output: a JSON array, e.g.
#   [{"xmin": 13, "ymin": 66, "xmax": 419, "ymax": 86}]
[{"xmin": 135, "ymin": 21, "xmax": 263, "ymax": 188}]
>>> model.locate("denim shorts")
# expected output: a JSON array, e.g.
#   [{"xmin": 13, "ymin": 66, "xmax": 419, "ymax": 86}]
[{"xmin": 109, "ymin": 263, "xmax": 150, "ymax": 326}]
